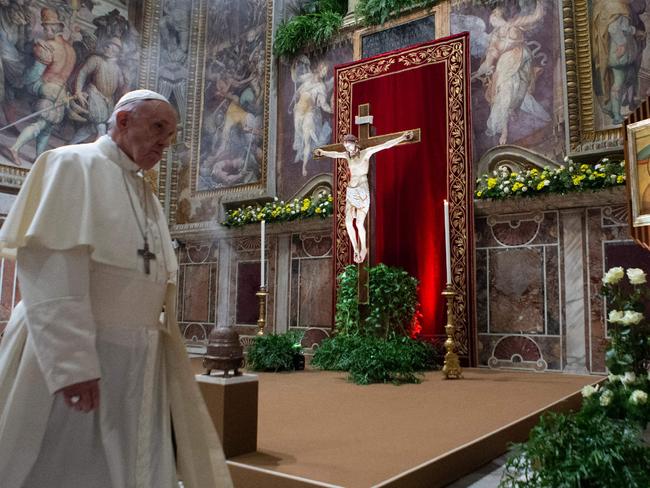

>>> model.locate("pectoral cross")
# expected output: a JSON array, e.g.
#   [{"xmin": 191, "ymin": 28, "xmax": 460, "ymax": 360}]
[
  {"xmin": 138, "ymin": 239, "xmax": 156, "ymax": 275},
  {"xmin": 316, "ymin": 103, "xmax": 420, "ymax": 304}
]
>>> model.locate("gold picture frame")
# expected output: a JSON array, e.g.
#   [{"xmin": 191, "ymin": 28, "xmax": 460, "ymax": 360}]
[
  {"xmin": 563, "ymin": 0, "xmax": 649, "ymax": 153},
  {"xmin": 626, "ymin": 118, "xmax": 650, "ymax": 227}
]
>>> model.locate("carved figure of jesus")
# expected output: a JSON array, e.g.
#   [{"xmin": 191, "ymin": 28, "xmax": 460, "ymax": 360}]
[{"xmin": 314, "ymin": 130, "xmax": 413, "ymax": 263}]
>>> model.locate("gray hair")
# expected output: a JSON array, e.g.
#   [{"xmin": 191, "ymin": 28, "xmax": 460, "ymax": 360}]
[{"xmin": 106, "ymin": 100, "xmax": 142, "ymax": 130}]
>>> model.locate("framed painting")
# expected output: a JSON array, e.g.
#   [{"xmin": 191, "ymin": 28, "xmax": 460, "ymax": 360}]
[
  {"xmin": 353, "ymin": 3, "xmax": 450, "ymax": 60},
  {"xmin": 564, "ymin": 0, "xmax": 650, "ymax": 152},
  {"xmin": 626, "ymin": 118, "xmax": 650, "ymax": 226},
  {"xmin": 184, "ymin": 0, "xmax": 272, "ymax": 196},
  {"xmin": 0, "ymin": 1, "xmax": 143, "ymax": 176}
]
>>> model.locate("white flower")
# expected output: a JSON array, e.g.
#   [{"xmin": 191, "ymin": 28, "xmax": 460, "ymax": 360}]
[
  {"xmin": 522, "ymin": 187, "xmax": 528, "ymax": 192},
  {"xmin": 629, "ymin": 390, "xmax": 648, "ymax": 405},
  {"xmin": 608, "ymin": 310, "xmax": 625, "ymax": 324},
  {"xmin": 503, "ymin": 187, "xmax": 510, "ymax": 194},
  {"xmin": 620, "ymin": 311, "xmax": 644, "ymax": 326},
  {"xmin": 581, "ymin": 384, "xmax": 599, "ymax": 398},
  {"xmin": 543, "ymin": 180, "xmax": 550, "ymax": 186},
  {"xmin": 564, "ymin": 156, "xmax": 569, "ymax": 163},
  {"xmin": 621, "ymin": 372, "xmax": 636, "ymax": 386},
  {"xmin": 608, "ymin": 373, "xmax": 619, "ymax": 383},
  {"xmin": 602, "ymin": 158, "xmax": 609, "ymax": 163},
  {"xmin": 600, "ymin": 389, "xmax": 614, "ymax": 406},
  {"xmin": 626, "ymin": 268, "xmax": 647, "ymax": 285},
  {"xmin": 602, "ymin": 267, "xmax": 625, "ymax": 285}
]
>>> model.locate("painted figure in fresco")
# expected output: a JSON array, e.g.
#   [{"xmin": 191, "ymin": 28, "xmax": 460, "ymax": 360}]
[
  {"xmin": 470, "ymin": 1, "xmax": 550, "ymax": 145},
  {"xmin": 592, "ymin": 0, "xmax": 647, "ymax": 125},
  {"xmin": 314, "ymin": 131, "xmax": 413, "ymax": 263},
  {"xmin": 158, "ymin": 0, "xmax": 191, "ymax": 119},
  {"xmin": 0, "ymin": 0, "xmax": 32, "ymax": 122},
  {"xmin": 10, "ymin": 7, "xmax": 75, "ymax": 165},
  {"xmin": 70, "ymin": 37, "xmax": 126, "ymax": 140},
  {"xmin": 290, "ymin": 55, "xmax": 333, "ymax": 177}
]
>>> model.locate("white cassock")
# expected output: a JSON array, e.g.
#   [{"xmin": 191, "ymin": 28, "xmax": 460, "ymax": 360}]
[{"xmin": 0, "ymin": 135, "xmax": 233, "ymax": 488}]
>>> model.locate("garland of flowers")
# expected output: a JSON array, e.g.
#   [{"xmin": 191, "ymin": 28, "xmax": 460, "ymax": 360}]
[
  {"xmin": 474, "ymin": 158, "xmax": 626, "ymax": 200},
  {"xmin": 222, "ymin": 192, "xmax": 333, "ymax": 227}
]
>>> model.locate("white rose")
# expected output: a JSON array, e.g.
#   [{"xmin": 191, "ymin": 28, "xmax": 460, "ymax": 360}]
[
  {"xmin": 581, "ymin": 384, "xmax": 600, "ymax": 398},
  {"xmin": 621, "ymin": 372, "xmax": 637, "ymax": 386},
  {"xmin": 621, "ymin": 311, "xmax": 644, "ymax": 326},
  {"xmin": 626, "ymin": 268, "xmax": 647, "ymax": 285},
  {"xmin": 600, "ymin": 389, "xmax": 613, "ymax": 406},
  {"xmin": 608, "ymin": 373, "xmax": 619, "ymax": 383},
  {"xmin": 629, "ymin": 390, "xmax": 648, "ymax": 405},
  {"xmin": 608, "ymin": 310, "xmax": 625, "ymax": 324},
  {"xmin": 602, "ymin": 267, "xmax": 625, "ymax": 285}
]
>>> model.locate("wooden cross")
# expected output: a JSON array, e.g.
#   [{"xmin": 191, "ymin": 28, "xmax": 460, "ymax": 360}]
[
  {"xmin": 138, "ymin": 239, "xmax": 157, "ymax": 275},
  {"xmin": 316, "ymin": 103, "xmax": 420, "ymax": 304}
]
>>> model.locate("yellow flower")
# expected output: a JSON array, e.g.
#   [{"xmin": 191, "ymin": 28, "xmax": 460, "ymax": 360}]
[
  {"xmin": 572, "ymin": 175, "xmax": 585, "ymax": 186},
  {"xmin": 580, "ymin": 164, "xmax": 589, "ymax": 172},
  {"xmin": 487, "ymin": 178, "xmax": 497, "ymax": 189},
  {"xmin": 327, "ymin": 195, "xmax": 333, "ymax": 202},
  {"xmin": 512, "ymin": 182, "xmax": 523, "ymax": 191},
  {"xmin": 617, "ymin": 175, "xmax": 625, "ymax": 184},
  {"xmin": 476, "ymin": 191, "xmax": 483, "ymax": 197},
  {"xmin": 536, "ymin": 181, "xmax": 546, "ymax": 190},
  {"xmin": 315, "ymin": 208, "xmax": 322, "ymax": 213}
]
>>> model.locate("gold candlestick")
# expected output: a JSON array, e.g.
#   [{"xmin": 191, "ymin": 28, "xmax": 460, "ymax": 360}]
[
  {"xmin": 256, "ymin": 286, "xmax": 268, "ymax": 336},
  {"xmin": 442, "ymin": 283, "xmax": 462, "ymax": 379}
]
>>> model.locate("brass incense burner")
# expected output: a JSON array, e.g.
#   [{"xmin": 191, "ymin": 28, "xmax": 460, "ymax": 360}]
[{"xmin": 203, "ymin": 327, "xmax": 244, "ymax": 377}]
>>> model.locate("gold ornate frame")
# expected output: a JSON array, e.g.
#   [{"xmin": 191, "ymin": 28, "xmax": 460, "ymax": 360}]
[
  {"xmin": 626, "ymin": 119, "xmax": 650, "ymax": 227},
  {"xmin": 334, "ymin": 34, "xmax": 475, "ymax": 360},
  {"xmin": 352, "ymin": 2, "xmax": 450, "ymax": 60},
  {"xmin": 185, "ymin": 0, "xmax": 273, "ymax": 198},
  {"xmin": 563, "ymin": 0, "xmax": 630, "ymax": 152}
]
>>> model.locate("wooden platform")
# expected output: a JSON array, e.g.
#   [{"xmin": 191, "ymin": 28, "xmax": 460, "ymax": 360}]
[{"xmin": 224, "ymin": 368, "xmax": 601, "ymax": 488}]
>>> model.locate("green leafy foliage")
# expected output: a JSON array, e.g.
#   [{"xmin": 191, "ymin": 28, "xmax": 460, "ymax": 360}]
[
  {"xmin": 499, "ymin": 411, "xmax": 650, "ymax": 488},
  {"xmin": 222, "ymin": 192, "xmax": 333, "ymax": 227},
  {"xmin": 273, "ymin": 0, "xmax": 347, "ymax": 57},
  {"xmin": 335, "ymin": 263, "xmax": 419, "ymax": 338},
  {"xmin": 355, "ymin": 0, "xmax": 438, "ymax": 26},
  {"xmin": 246, "ymin": 331, "xmax": 303, "ymax": 372},
  {"xmin": 312, "ymin": 334, "xmax": 436, "ymax": 384}
]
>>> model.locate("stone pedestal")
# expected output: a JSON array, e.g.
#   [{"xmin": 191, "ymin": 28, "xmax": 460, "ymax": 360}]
[{"xmin": 196, "ymin": 373, "xmax": 258, "ymax": 458}]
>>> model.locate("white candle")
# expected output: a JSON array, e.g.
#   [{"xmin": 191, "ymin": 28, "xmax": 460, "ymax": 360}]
[
  {"xmin": 260, "ymin": 220, "xmax": 265, "ymax": 287},
  {"xmin": 444, "ymin": 200, "xmax": 451, "ymax": 285}
]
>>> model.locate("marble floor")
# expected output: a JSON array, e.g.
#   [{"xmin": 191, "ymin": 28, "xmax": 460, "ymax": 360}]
[{"xmin": 445, "ymin": 454, "xmax": 508, "ymax": 488}]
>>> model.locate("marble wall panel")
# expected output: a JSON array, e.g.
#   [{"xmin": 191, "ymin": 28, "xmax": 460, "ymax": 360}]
[
  {"xmin": 297, "ymin": 259, "xmax": 332, "ymax": 328},
  {"xmin": 545, "ymin": 246, "xmax": 561, "ymax": 336},
  {"xmin": 182, "ymin": 265, "xmax": 212, "ymax": 323},
  {"xmin": 290, "ymin": 232, "xmax": 333, "ymax": 330},
  {"xmin": 488, "ymin": 248, "xmax": 545, "ymax": 334},
  {"xmin": 236, "ymin": 261, "xmax": 262, "ymax": 325}
]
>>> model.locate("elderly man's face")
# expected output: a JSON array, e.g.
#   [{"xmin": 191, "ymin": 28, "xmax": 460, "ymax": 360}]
[{"xmin": 118, "ymin": 100, "xmax": 177, "ymax": 170}]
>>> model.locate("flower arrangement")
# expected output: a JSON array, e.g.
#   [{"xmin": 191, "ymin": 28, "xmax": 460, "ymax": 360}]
[
  {"xmin": 474, "ymin": 158, "xmax": 625, "ymax": 200},
  {"xmin": 579, "ymin": 266, "xmax": 650, "ymax": 427},
  {"xmin": 222, "ymin": 192, "xmax": 333, "ymax": 227}
]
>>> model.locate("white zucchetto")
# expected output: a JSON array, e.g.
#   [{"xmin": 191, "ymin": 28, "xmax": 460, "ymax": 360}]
[{"xmin": 113, "ymin": 89, "xmax": 170, "ymax": 111}]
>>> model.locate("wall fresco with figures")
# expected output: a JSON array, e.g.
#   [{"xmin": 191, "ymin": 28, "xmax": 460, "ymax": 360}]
[
  {"xmin": 276, "ymin": 41, "xmax": 353, "ymax": 200},
  {"xmin": 451, "ymin": 0, "xmax": 564, "ymax": 163},
  {"xmin": 0, "ymin": 1, "xmax": 140, "ymax": 169},
  {"xmin": 195, "ymin": 0, "xmax": 269, "ymax": 193}
]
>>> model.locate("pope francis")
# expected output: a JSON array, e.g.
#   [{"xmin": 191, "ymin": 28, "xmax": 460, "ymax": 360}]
[{"xmin": 0, "ymin": 90, "xmax": 233, "ymax": 487}]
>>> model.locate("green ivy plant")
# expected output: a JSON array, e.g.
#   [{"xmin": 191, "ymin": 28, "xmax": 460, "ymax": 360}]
[
  {"xmin": 335, "ymin": 263, "xmax": 419, "ymax": 338},
  {"xmin": 246, "ymin": 331, "xmax": 304, "ymax": 372},
  {"xmin": 355, "ymin": 0, "xmax": 438, "ymax": 25},
  {"xmin": 312, "ymin": 333, "xmax": 435, "ymax": 384},
  {"xmin": 499, "ymin": 412, "xmax": 650, "ymax": 488},
  {"xmin": 274, "ymin": 0, "xmax": 347, "ymax": 57}
]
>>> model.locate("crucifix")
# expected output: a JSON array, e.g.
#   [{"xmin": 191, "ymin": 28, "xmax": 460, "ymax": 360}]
[
  {"xmin": 314, "ymin": 103, "xmax": 420, "ymax": 303},
  {"xmin": 138, "ymin": 240, "xmax": 156, "ymax": 275}
]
